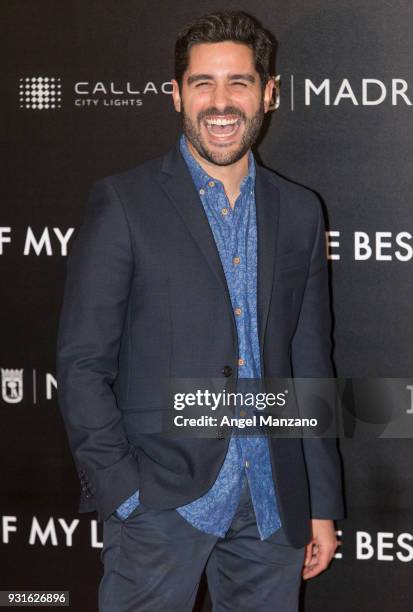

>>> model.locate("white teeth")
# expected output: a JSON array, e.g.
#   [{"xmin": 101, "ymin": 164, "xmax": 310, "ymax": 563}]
[{"xmin": 205, "ymin": 117, "xmax": 238, "ymax": 126}]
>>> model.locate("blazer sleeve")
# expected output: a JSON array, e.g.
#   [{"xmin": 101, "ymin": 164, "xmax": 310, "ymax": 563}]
[
  {"xmin": 56, "ymin": 178, "xmax": 140, "ymax": 521},
  {"xmin": 291, "ymin": 195, "xmax": 345, "ymax": 520}
]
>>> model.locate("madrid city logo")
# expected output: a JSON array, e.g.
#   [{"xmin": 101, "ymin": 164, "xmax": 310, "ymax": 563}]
[
  {"xmin": 1, "ymin": 368, "xmax": 23, "ymax": 403},
  {"xmin": 19, "ymin": 77, "xmax": 62, "ymax": 110}
]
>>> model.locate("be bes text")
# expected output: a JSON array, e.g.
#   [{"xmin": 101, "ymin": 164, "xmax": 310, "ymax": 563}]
[
  {"xmin": 327, "ymin": 231, "xmax": 413, "ymax": 261},
  {"xmin": 357, "ymin": 531, "xmax": 413, "ymax": 562}
]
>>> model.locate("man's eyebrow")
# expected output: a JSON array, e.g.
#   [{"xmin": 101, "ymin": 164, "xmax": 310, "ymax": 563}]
[
  {"xmin": 186, "ymin": 73, "xmax": 256, "ymax": 86},
  {"xmin": 187, "ymin": 74, "xmax": 214, "ymax": 86},
  {"xmin": 229, "ymin": 74, "xmax": 256, "ymax": 83}
]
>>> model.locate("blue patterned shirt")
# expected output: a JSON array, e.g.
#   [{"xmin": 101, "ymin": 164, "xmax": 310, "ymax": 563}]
[{"xmin": 117, "ymin": 134, "xmax": 281, "ymax": 540}]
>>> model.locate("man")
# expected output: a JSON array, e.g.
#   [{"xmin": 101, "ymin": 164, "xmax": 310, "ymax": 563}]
[{"xmin": 56, "ymin": 10, "xmax": 344, "ymax": 612}]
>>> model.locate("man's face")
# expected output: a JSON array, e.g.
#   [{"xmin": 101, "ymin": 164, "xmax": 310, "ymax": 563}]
[{"xmin": 172, "ymin": 41, "xmax": 274, "ymax": 166}]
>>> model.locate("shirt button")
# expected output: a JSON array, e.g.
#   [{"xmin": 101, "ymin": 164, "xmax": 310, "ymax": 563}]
[
  {"xmin": 221, "ymin": 207, "xmax": 229, "ymax": 216},
  {"xmin": 238, "ymin": 358, "xmax": 245, "ymax": 366},
  {"xmin": 208, "ymin": 180, "xmax": 215, "ymax": 187},
  {"xmin": 199, "ymin": 188, "xmax": 205, "ymax": 195},
  {"xmin": 233, "ymin": 256, "xmax": 240, "ymax": 265},
  {"xmin": 234, "ymin": 307, "xmax": 242, "ymax": 316},
  {"xmin": 245, "ymin": 460, "xmax": 250, "ymax": 468}
]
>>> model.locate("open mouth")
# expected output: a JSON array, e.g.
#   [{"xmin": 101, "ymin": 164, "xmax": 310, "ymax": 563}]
[{"xmin": 203, "ymin": 116, "xmax": 242, "ymax": 139}]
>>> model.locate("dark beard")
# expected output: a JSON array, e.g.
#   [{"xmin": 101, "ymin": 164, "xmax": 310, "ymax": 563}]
[{"xmin": 181, "ymin": 101, "xmax": 264, "ymax": 166}]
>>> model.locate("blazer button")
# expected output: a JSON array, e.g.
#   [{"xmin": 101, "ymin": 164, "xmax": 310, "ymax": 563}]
[{"xmin": 222, "ymin": 365, "xmax": 233, "ymax": 377}]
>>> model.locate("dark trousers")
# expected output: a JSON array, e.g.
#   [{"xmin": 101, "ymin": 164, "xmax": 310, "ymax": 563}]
[{"xmin": 99, "ymin": 479, "xmax": 306, "ymax": 611}]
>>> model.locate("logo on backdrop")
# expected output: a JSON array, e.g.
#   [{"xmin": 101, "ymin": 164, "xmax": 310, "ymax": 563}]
[
  {"xmin": 293, "ymin": 77, "xmax": 412, "ymax": 109},
  {"xmin": 18, "ymin": 76, "xmax": 173, "ymax": 110},
  {"xmin": 0, "ymin": 369, "xmax": 58, "ymax": 405},
  {"xmin": 1, "ymin": 369, "xmax": 23, "ymax": 403},
  {"xmin": 19, "ymin": 77, "xmax": 62, "ymax": 110},
  {"xmin": 19, "ymin": 75, "xmax": 412, "ymax": 111}
]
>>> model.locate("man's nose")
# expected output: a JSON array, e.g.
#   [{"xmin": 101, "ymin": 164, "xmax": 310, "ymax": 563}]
[{"xmin": 210, "ymin": 83, "xmax": 232, "ymax": 112}]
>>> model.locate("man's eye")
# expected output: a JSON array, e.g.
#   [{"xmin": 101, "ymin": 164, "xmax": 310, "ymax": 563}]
[
  {"xmin": 232, "ymin": 82, "xmax": 247, "ymax": 87},
  {"xmin": 195, "ymin": 82, "xmax": 210, "ymax": 88}
]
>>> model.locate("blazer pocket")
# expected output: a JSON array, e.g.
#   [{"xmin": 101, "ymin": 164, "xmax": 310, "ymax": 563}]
[
  {"xmin": 122, "ymin": 409, "xmax": 174, "ymax": 434},
  {"xmin": 276, "ymin": 248, "xmax": 309, "ymax": 272}
]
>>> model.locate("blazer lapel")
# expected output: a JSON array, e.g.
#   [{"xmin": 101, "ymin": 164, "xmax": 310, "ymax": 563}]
[
  {"xmin": 158, "ymin": 140, "xmax": 281, "ymax": 369},
  {"xmin": 255, "ymin": 165, "xmax": 281, "ymax": 366},
  {"xmin": 158, "ymin": 140, "xmax": 233, "ymax": 305}
]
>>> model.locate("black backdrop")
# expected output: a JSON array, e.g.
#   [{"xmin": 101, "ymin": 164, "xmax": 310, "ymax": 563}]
[{"xmin": 2, "ymin": 1, "xmax": 413, "ymax": 610}]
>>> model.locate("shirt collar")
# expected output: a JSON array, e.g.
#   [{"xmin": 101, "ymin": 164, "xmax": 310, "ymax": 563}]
[{"xmin": 179, "ymin": 132, "xmax": 256, "ymax": 194}]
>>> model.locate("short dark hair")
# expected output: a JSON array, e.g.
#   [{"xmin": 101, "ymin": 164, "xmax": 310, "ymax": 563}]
[{"xmin": 175, "ymin": 11, "xmax": 274, "ymax": 90}]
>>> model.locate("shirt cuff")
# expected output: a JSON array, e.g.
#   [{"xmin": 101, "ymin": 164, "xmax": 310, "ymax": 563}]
[{"xmin": 115, "ymin": 490, "xmax": 140, "ymax": 520}]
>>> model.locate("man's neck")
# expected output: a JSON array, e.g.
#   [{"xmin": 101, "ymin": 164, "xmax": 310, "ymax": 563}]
[{"xmin": 186, "ymin": 138, "xmax": 249, "ymax": 209}]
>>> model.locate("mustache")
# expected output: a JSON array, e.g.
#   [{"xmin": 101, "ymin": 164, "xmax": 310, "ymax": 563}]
[{"xmin": 198, "ymin": 107, "xmax": 246, "ymax": 122}]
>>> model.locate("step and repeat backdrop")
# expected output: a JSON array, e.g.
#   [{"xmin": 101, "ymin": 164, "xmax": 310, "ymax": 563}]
[{"xmin": 2, "ymin": 1, "xmax": 413, "ymax": 610}]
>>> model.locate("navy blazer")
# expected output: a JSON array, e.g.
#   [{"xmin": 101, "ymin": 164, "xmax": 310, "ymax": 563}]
[{"xmin": 56, "ymin": 139, "xmax": 344, "ymax": 548}]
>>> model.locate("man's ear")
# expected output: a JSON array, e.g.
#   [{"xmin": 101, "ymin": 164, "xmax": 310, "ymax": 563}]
[
  {"xmin": 264, "ymin": 76, "xmax": 280, "ymax": 112},
  {"xmin": 171, "ymin": 79, "xmax": 182, "ymax": 113}
]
